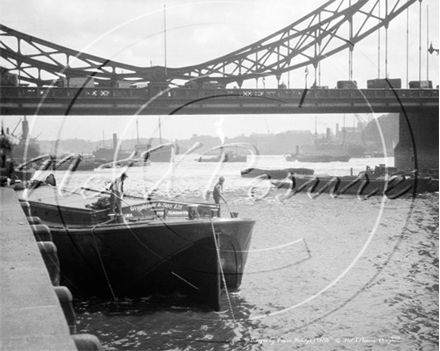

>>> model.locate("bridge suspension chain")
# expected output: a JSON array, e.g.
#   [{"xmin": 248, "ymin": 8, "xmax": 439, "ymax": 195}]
[{"xmin": 0, "ymin": 0, "xmax": 417, "ymax": 88}]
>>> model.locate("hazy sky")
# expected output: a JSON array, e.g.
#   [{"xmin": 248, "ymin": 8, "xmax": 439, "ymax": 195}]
[{"xmin": 0, "ymin": 0, "xmax": 438, "ymax": 141}]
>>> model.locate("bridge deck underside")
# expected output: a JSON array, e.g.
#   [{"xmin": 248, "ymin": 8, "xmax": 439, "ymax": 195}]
[{"xmin": 0, "ymin": 88, "xmax": 438, "ymax": 116}]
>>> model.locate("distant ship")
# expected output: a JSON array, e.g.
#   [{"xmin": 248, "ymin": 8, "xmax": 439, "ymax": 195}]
[
  {"xmin": 93, "ymin": 136, "xmax": 176, "ymax": 165},
  {"xmin": 9, "ymin": 116, "xmax": 41, "ymax": 165},
  {"xmin": 286, "ymin": 123, "xmax": 351, "ymax": 162},
  {"xmin": 92, "ymin": 131, "xmax": 132, "ymax": 165},
  {"xmin": 286, "ymin": 142, "xmax": 351, "ymax": 163},
  {"xmin": 134, "ymin": 143, "xmax": 175, "ymax": 163},
  {"xmin": 345, "ymin": 143, "xmax": 366, "ymax": 158},
  {"xmin": 133, "ymin": 117, "xmax": 177, "ymax": 163},
  {"xmin": 286, "ymin": 114, "xmax": 375, "ymax": 162}
]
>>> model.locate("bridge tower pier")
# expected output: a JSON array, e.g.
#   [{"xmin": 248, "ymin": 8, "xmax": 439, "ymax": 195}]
[{"xmin": 394, "ymin": 107, "xmax": 439, "ymax": 172}]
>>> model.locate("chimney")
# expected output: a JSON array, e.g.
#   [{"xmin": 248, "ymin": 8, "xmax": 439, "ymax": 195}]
[
  {"xmin": 22, "ymin": 116, "xmax": 29, "ymax": 141},
  {"xmin": 113, "ymin": 133, "xmax": 118, "ymax": 151}
]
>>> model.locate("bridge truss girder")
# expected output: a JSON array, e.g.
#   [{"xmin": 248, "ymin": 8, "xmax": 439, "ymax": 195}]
[{"xmin": 0, "ymin": 0, "xmax": 416, "ymax": 88}]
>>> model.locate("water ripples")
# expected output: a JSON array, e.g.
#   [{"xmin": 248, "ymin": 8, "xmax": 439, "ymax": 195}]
[{"xmin": 57, "ymin": 160, "xmax": 438, "ymax": 350}]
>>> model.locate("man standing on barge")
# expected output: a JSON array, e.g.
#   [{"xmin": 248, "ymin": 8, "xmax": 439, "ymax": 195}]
[
  {"xmin": 213, "ymin": 176, "xmax": 226, "ymax": 216},
  {"xmin": 110, "ymin": 172, "xmax": 128, "ymax": 220}
]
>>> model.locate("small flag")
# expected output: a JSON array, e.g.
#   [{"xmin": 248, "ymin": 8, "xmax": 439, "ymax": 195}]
[{"xmin": 305, "ymin": 66, "xmax": 309, "ymax": 76}]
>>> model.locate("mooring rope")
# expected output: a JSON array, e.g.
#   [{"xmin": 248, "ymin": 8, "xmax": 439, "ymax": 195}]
[
  {"xmin": 209, "ymin": 219, "xmax": 236, "ymax": 323},
  {"xmin": 91, "ymin": 224, "xmax": 117, "ymax": 301}
]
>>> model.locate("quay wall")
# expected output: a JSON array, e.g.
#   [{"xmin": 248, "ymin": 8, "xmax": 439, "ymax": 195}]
[{"xmin": 0, "ymin": 188, "xmax": 100, "ymax": 351}]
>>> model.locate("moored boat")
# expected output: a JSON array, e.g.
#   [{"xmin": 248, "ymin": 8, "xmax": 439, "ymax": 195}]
[
  {"xmin": 18, "ymin": 184, "xmax": 255, "ymax": 311},
  {"xmin": 197, "ymin": 152, "xmax": 247, "ymax": 163},
  {"xmin": 134, "ymin": 143, "xmax": 175, "ymax": 163},
  {"xmin": 286, "ymin": 133, "xmax": 351, "ymax": 162},
  {"xmin": 240, "ymin": 167, "xmax": 314, "ymax": 179},
  {"xmin": 1, "ymin": 154, "xmax": 47, "ymax": 186},
  {"xmin": 285, "ymin": 153, "xmax": 350, "ymax": 162},
  {"xmin": 95, "ymin": 158, "xmax": 151, "ymax": 170},
  {"xmin": 1, "ymin": 117, "xmax": 38, "ymax": 184},
  {"xmin": 269, "ymin": 165, "xmax": 438, "ymax": 198},
  {"xmin": 55, "ymin": 154, "xmax": 98, "ymax": 171},
  {"xmin": 1, "ymin": 161, "xmax": 35, "ymax": 185}
]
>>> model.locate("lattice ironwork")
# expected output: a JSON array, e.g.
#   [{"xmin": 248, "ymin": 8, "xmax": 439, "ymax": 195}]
[{"xmin": 0, "ymin": 0, "xmax": 416, "ymax": 88}]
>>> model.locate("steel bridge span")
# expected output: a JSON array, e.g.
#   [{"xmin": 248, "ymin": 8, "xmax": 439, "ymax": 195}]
[{"xmin": 0, "ymin": 0, "xmax": 438, "ymax": 171}]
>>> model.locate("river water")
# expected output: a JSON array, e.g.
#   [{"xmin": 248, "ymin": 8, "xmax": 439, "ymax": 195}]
[{"xmin": 54, "ymin": 155, "xmax": 438, "ymax": 351}]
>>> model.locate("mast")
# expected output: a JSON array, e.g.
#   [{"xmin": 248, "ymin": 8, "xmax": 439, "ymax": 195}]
[
  {"xmin": 314, "ymin": 116, "xmax": 318, "ymax": 143},
  {"xmin": 136, "ymin": 118, "xmax": 140, "ymax": 144},
  {"xmin": 342, "ymin": 114, "xmax": 346, "ymax": 145},
  {"xmin": 158, "ymin": 117, "xmax": 162, "ymax": 144},
  {"xmin": 164, "ymin": 5, "xmax": 167, "ymax": 76},
  {"xmin": 265, "ymin": 119, "xmax": 270, "ymax": 134},
  {"xmin": 426, "ymin": 4, "xmax": 429, "ymax": 81}
]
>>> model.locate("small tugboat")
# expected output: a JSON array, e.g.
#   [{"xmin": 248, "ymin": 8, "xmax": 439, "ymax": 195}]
[
  {"xmin": 286, "ymin": 125, "xmax": 351, "ymax": 163},
  {"xmin": 240, "ymin": 167, "xmax": 314, "ymax": 179},
  {"xmin": 18, "ymin": 156, "xmax": 255, "ymax": 311},
  {"xmin": 196, "ymin": 143, "xmax": 256, "ymax": 163},
  {"xmin": 270, "ymin": 164, "xmax": 438, "ymax": 198},
  {"xmin": 197, "ymin": 151, "xmax": 247, "ymax": 163}
]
